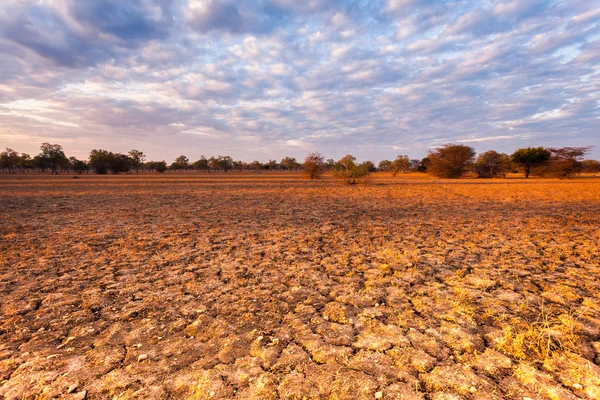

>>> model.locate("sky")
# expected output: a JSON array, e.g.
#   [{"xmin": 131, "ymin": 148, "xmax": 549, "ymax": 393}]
[{"xmin": 0, "ymin": 0, "xmax": 599, "ymax": 162}]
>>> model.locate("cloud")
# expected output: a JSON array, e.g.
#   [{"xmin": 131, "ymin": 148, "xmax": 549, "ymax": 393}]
[{"xmin": 0, "ymin": 0, "xmax": 599, "ymax": 161}]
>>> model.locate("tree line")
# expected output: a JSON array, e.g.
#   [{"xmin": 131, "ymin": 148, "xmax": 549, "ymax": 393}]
[{"xmin": 1, "ymin": 143, "xmax": 598, "ymax": 182}]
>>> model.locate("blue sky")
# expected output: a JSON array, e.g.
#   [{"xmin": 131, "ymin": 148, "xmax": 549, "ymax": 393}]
[{"xmin": 0, "ymin": 0, "xmax": 599, "ymax": 162}]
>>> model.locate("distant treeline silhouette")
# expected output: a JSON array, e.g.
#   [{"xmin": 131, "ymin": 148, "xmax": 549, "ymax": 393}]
[{"xmin": 1, "ymin": 143, "xmax": 599, "ymax": 180}]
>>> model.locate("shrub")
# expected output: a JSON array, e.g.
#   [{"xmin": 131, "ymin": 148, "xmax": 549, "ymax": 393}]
[
  {"xmin": 331, "ymin": 155, "xmax": 370, "ymax": 184},
  {"xmin": 303, "ymin": 152, "xmax": 326, "ymax": 179}
]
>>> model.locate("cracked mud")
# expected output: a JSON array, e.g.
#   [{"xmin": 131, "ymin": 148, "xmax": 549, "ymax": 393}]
[{"xmin": 1, "ymin": 174, "xmax": 599, "ymax": 399}]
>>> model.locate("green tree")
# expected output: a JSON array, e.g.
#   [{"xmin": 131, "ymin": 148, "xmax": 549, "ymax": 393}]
[
  {"xmin": 170, "ymin": 155, "xmax": 189, "ymax": 171},
  {"xmin": 428, "ymin": 144, "xmax": 476, "ymax": 178},
  {"xmin": 391, "ymin": 155, "xmax": 410, "ymax": 177},
  {"xmin": 39, "ymin": 143, "xmax": 69, "ymax": 174},
  {"xmin": 378, "ymin": 160, "xmax": 392, "ymax": 172},
  {"xmin": 510, "ymin": 147, "xmax": 551, "ymax": 178},
  {"xmin": 69, "ymin": 157, "xmax": 89, "ymax": 174},
  {"xmin": 332, "ymin": 154, "xmax": 370, "ymax": 184},
  {"xmin": 128, "ymin": 150, "xmax": 146, "ymax": 173},
  {"xmin": 0, "ymin": 148, "xmax": 19, "ymax": 174},
  {"xmin": 17, "ymin": 153, "xmax": 32, "ymax": 172},
  {"xmin": 193, "ymin": 156, "xmax": 209, "ymax": 171}
]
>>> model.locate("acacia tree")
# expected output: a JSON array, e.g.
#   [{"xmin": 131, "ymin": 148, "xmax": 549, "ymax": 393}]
[
  {"xmin": 128, "ymin": 150, "xmax": 146, "ymax": 173},
  {"xmin": 391, "ymin": 155, "xmax": 410, "ymax": 177},
  {"xmin": 510, "ymin": 147, "xmax": 551, "ymax": 178},
  {"xmin": 39, "ymin": 143, "xmax": 69, "ymax": 174},
  {"xmin": 428, "ymin": 144, "xmax": 476, "ymax": 178},
  {"xmin": 303, "ymin": 152, "xmax": 325, "ymax": 179},
  {"xmin": 540, "ymin": 147, "xmax": 591, "ymax": 178},
  {"xmin": 475, "ymin": 150, "xmax": 511, "ymax": 178},
  {"xmin": 332, "ymin": 154, "xmax": 370, "ymax": 184}
]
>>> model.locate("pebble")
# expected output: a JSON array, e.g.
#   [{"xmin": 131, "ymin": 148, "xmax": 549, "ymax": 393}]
[
  {"xmin": 73, "ymin": 390, "xmax": 87, "ymax": 400},
  {"xmin": 67, "ymin": 383, "xmax": 78, "ymax": 394},
  {"xmin": 138, "ymin": 354, "xmax": 148, "ymax": 362},
  {"xmin": 375, "ymin": 391, "xmax": 383, "ymax": 399},
  {"xmin": 136, "ymin": 343, "xmax": 142, "ymax": 348},
  {"xmin": 469, "ymin": 386, "xmax": 477, "ymax": 393},
  {"xmin": 209, "ymin": 391, "xmax": 215, "ymax": 397},
  {"xmin": 523, "ymin": 397, "xmax": 533, "ymax": 400},
  {"xmin": 573, "ymin": 383, "xmax": 583, "ymax": 390}
]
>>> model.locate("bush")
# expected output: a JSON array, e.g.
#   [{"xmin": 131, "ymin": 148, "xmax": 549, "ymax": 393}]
[
  {"xmin": 303, "ymin": 153, "xmax": 325, "ymax": 179},
  {"xmin": 331, "ymin": 155, "xmax": 370, "ymax": 184}
]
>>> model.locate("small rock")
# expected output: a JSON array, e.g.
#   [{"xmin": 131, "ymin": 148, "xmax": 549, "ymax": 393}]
[
  {"xmin": 67, "ymin": 383, "xmax": 78, "ymax": 394},
  {"xmin": 375, "ymin": 391, "xmax": 383, "ymax": 399},
  {"xmin": 523, "ymin": 397, "xmax": 533, "ymax": 400},
  {"xmin": 138, "ymin": 354, "xmax": 148, "ymax": 362},
  {"xmin": 469, "ymin": 386, "xmax": 477, "ymax": 393},
  {"xmin": 572, "ymin": 383, "xmax": 583, "ymax": 390},
  {"xmin": 73, "ymin": 390, "xmax": 87, "ymax": 400},
  {"xmin": 136, "ymin": 343, "xmax": 142, "ymax": 348},
  {"xmin": 209, "ymin": 391, "xmax": 215, "ymax": 397}
]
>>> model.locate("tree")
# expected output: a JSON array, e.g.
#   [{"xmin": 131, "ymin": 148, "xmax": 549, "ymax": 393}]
[
  {"xmin": 378, "ymin": 160, "xmax": 392, "ymax": 172},
  {"xmin": 538, "ymin": 147, "xmax": 591, "ymax": 178},
  {"xmin": 69, "ymin": 157, "xmax": 89, "ymax": 174},
  {"xmin": 39, "ymin": 143, "xmax": 69, "ymax": 174},
  {"xmin": 581, "ymin": 159, "xmax": 600, "ymax": 173},
  {"xmin": 265, "ymin": 159, "xmax": 278, "ymax": 170},
  {"xmin": 128, "ymin": 150, "xmax": 146, "ymax": 174},
  {"xmin": 0, "ymin": 148, "xmax": 19, "ymax": 174},
  {"xmin": 510, "ymin": 147, "xmax": 551, "ymax": 178},
  {"xmin": 391, "ymin": 155, "xmax": 410, "ymax": 177},
  {"xmin": 363, "ymin": 161, "xmax": 377, "ymax": 173},
  {"xmin": 325, "ymin": 159, "xmax": 337, "ymax": 170},
  {"xmin": 170, "ymin": 155, "xmax": 189, "ymax": 171},
  {"xmin": 18, "ymin": 153, "xmax": 32, "ymax": 173},
  {"xmin": 428, "ymin": 144, "xmax": 476, "ymax": 178},
  {"xmin": 192, "ymin": 156, "xmax": 209, "ymax": 171},
  {"xmin": 89, "ymin": 150, "xmax": 132, "ymax": 174},
  {"xmin": 280, "ymin": 157, "xmax": 300, "ymax": 171},
  {"xmin": 303, "ymin": 152, "xmax": 326, "ymax": 179},
  {"xmin": 418, "ymin": 157, "xmax": 430, "ymax": 172},
  {"xmin": 331, "ymin": 155, "xmax": 370, "ymax": 184},
  {"xmin": 155, "ymin": 161, "xmax": 167, "ymax": 173},
  {"xmin": 474, "ymin": 150, "xmax": 511, "ymax": 178}
]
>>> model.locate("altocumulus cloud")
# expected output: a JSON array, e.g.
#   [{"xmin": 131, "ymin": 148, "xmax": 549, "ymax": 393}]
[{"xmin": 0, "ymin": 0, "xmax": 598, "ymax": 161}]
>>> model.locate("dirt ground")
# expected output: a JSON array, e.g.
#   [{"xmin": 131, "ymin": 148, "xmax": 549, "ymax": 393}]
[{"xmin": 1, "ymin": 172, "xmax": 599, "ymax": 400}]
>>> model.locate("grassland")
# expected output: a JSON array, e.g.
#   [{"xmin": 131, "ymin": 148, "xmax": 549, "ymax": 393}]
[{"xmin": 1, "ymin": 173, "xmax": 599, "ymax": 400}]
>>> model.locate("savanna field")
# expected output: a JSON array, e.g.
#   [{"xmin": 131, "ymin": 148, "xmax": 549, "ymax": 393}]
[{"xmin": 1, "ymin": 173, "xmax": 599, "ymax": 400}]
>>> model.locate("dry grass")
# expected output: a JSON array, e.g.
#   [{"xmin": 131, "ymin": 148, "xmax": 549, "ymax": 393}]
[{"xmin": 0, "ymin": 172, "xmax": 599, "ymax": 399}]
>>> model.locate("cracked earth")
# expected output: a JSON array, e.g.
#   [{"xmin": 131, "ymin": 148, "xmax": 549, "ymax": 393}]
[{"xmin": 1, "ymin": 173, "xmax": 599, "ymax": 399}]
